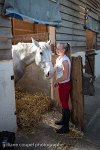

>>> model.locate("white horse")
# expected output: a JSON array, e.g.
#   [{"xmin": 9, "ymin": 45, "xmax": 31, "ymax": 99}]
[{"xmin": 12, "ymin": 38, "xmax": 53, "ymax": 82}]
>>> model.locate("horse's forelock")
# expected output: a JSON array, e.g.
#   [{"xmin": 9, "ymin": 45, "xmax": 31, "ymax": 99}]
[{"xmin": 39, "ymin": 42, "xmax": 50, "ymax": 51}]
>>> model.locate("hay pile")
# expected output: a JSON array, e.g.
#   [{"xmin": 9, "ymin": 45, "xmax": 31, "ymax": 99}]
[{"xmin": 16, "ymin": 87, "xmax": 52, "ymax": 129}]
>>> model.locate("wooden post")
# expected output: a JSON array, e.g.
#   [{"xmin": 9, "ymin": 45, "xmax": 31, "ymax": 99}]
[
  {"xmin": 49, "ymin": 26, "xmax": 56, "ymax": 100},
  {"xmin": 85, "ymin": 49, "xmax": 95, "ymax": 77},
  {"xmin": 51, "ymin": 54, "xmax": 60, "ymax": 107},
  {"xmin": 70, "ymin": 56, "xmax": 84, "ymax": 131}
]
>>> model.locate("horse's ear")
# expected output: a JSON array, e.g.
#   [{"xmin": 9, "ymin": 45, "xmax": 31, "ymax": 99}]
[
  {"xmin": 47, "ymin": 40, "xmax": 51, "ymax": 45},
  {"xmin": 31, "ymin": 37, "xmax": 39, "ymax": 47},
  {"xmin": 31, "ymin": 37, "xmax": 34, "ymax": 43}
]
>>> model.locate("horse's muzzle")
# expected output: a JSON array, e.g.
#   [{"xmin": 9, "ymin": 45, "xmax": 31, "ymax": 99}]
[{"xmin": 46, "ymin": 72, "xmax": 49, "ymax": 77}]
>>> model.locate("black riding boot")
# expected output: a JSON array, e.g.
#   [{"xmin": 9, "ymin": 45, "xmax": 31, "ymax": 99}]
[
  {"xmin": 56, "ymin": 109, "xmax": 70, "ymax": 134},
  {"xmin": 55, "ymin": 109, "xmax": 64, "ymax": 125}
]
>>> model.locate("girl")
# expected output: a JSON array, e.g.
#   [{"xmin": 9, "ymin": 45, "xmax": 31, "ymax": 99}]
[{"xmin": 53, "ymin": 42, "xmax": 71, "ymax": 134}]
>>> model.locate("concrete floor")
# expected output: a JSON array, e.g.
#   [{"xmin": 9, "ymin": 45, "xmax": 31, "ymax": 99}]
[
  {"xmin": 84, "ymin": 77, "xmax": 100, "ymax": 149},
  {"xmin": 13, "ymin": 77, "xmax": 100, "ymax": 150}
]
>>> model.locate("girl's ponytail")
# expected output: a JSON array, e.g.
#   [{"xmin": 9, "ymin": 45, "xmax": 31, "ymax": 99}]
[{"xmin": 64, "ymin": 43, "xmax": 71, "ymax": 59}]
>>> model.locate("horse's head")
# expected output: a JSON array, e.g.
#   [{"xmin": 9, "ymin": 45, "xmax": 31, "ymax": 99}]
[{"xmin": 32, "ymin": 38, "xmax": 53, "ymax": 78}]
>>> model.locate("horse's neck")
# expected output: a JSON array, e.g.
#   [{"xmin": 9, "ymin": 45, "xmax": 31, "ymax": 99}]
[{"xmin": 19, "ymin": 43, "xmax": 36, "ymax": 67}]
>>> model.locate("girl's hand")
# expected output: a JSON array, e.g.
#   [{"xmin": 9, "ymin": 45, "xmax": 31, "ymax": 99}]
[{"xmin": 53, "ymin": 82, "xmax": 58, "ymax": 88}]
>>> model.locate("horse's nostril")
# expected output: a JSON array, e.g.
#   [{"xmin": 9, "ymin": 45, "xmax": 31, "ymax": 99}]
[{"xmin": 46, "ymin": 72, "xmax": 49, "ymax": 77}]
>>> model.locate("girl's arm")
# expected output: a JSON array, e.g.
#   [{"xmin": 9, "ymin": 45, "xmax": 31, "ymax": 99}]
[{"xmin": 54, "ymin": 60, "xmax": 69, "ymax": 84}]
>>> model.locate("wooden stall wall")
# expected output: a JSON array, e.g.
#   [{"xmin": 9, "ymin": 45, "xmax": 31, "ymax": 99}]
[
  {"xmin": 12, "ymin": 18, "xmax": 48, "ymax": 44},
  {"xmin": 86, "ymin": 0, "xmax": 100, "ymax": 50},
  {"xmin": 85, "ymin": 30, "xmax": 96, "ymax": 76},
  {"xmin": 56, "ymin": 0, "xmax": 100, "ymax": 52},
  {"xmin": 56, "ymin": 0, "xmax": 86, "ymax": 52}
]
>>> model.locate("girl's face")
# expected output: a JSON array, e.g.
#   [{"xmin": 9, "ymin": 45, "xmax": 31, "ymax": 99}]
[{"xmin": 56, "ymin": 43, "xmax": 65, "ymax": 56}]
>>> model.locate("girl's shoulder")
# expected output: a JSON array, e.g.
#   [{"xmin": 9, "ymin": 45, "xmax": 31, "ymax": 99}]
[
  {"xmin": 62, "ymin": 55, "xmax": 71, "ymax": 64},
  {"xmin": 63, "ymin": 55, "xmax": 69, "ymax": 61}
]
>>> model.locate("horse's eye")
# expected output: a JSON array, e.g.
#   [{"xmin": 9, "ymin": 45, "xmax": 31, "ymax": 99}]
[{"xmin": 40, "ymin": 52, "xmax": 43, "ymax": 55}]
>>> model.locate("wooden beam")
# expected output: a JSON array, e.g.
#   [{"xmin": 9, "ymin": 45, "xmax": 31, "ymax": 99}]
[{"xmin": 70, "ymin": 56, "xmax": 84, "ymax": 131}]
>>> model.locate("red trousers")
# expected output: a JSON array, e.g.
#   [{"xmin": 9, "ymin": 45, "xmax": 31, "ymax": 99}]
[{"xmin": 58, "ymin": 81, "xmax": 71, "ymax": 109}]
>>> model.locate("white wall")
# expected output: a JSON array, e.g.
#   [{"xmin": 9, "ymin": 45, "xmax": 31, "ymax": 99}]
[
  {"xmin": 72, "ymin": 51, "xmax": 86, "ymax": 73},
  {"xmin": 71, "ymin": 50, "xmax": 100, "ymax": 79},
  {"xmin": 0, "ymin": 60, "xmax": 17, "ymax": 132}
]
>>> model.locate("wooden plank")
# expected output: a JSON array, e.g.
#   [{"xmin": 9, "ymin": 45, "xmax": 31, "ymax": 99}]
[
  {"xmin": 60, "ymin": 10, "xmax": 85, "ymax": 19},
  {"xmin": 80, "ymin": 0, "xmax": 87, "ymax": 5},
  {"xmin": 70, "ymin": 56, "xmax": 84, "ymax": 131},
  {"xmin": 56, "ymin": 26, "xmax": 85, "ymax": 36},
  {"xmin": 86, "ymin": 30, "xmax": 96, "ymax": 76},
  {"xmin": 12, "ymin": 33, "xmax": 49, "ymax": 44},
  {"xmin": 60, "ymin": 5, "xmax": 85, "ymax": 20},
  {"xmin": 0, "ymin": 50, "xmax": 12, "ymax": 60},
  {"xmin": 49, "ymin": 27, "xmax": 56, "ymax": 99},
  {"xmin": 88, "ymin": 0, "xmax": 99, "ymax": 9},
  {"xmin": 13, "ymin": 19, "xmax": 34, "ymax": 30},
  {"xmin": 12, "ymin": 19, "xmax": 48, "ymax": 36},
  {"xmin": 34, "ymin": 24, "xmax": 48, "ymax": 33},
  {"xmin": 71, "ymin": 46, "xmax": 86, "ymax": 52},
  {"xmin": 97, "ymin": 42, "xmax": 100, "ymax": 45},
  {"xmin": 85, "ymin": 50, "xmax": 95, "ymax": 76},
  {"xmin": 49, "ymin": 27, "xmax": 56, "ymax": 53},
  {"xmin": 97, "ymin": 40, "xmax": 100, "ymax": 44},
  {"xmin": 86, "ymin": 30, "xmax": 97, "ymax": 50},
  {"xmin": 60, "ymin": 12, "xmax": 84, "ymax": 25},
  {"xmin": 97, "ymin": 34, "xmax": 100, "ymax": 38},
  {"xmin": 69, "ymin": 0, "xmax": 86, "ymax": 8},
  {"xmin": 86, "ymin": 30, "xmax": 93, "ymax": 50},
  {"xmin": 13, "ymin": 29, "xmax": 34, "ymax": 35},
  {"xmin": 97, "ymin": 39, "xmax": 100, "ymax": 42},
  {"xmin": 61, "ymin": 20, "xmax": 85, "ymax": 30},
  {"xmin": 95, "ymin": 0, "xmax": 100, "ymax": 5},
  {"xmin": 97, "ymin": 45, "xmax": 100, "ymax": 49},
  {"xmin": 0, "ymin": 27, "xmax": 12, "ymax": 38},
  {"xmin": 56, "ymin": 33, "xmax": 86, "ymax": 42},
  {"xmin": 0, "ymin": 38, "xmax": 12, "ymax": 49},
  {"xmin": 87, "ymin": 7, "xmax": 100, "ymax": 18},
  {"xmin": 87, "ymin": 0, "xmax": 100, "ymax": 12},
  {"xmin": 56, "ymin": 40, "xmax": 86, "ymax": 47},
  {"xmin": 51, "ymin": 55, "xmax": 60, "ymax": 107},
  {"xmin": 61, "ymin": 18, "xmax": 84, "ymax": 26},
  {"xmin": 0, "ymin": 16, "xmax": 11, "ymax": 27},
  {"xmin": 60, "ymin": 0, "xmax": 85, "ymax": 14}
]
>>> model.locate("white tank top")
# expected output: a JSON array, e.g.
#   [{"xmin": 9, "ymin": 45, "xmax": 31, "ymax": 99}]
[{"xmin": 56, "ymin": 55, "xmax": 71, "ymax": 83}]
